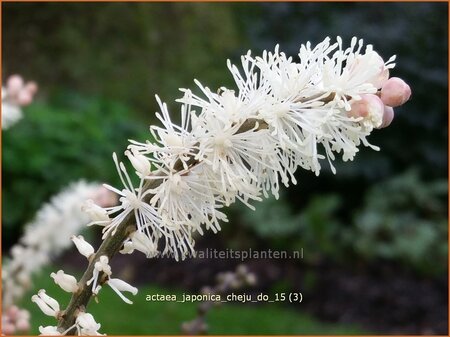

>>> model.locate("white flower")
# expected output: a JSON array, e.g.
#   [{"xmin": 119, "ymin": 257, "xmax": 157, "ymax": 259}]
[
  {"xmin": 86, "ymin": 255, "xmax": 111, "ymax": 294},
  {"xmin": 129, "ymin": 231, "xmax": 157, "ymax": 258},
  {"xmin": 100, "ymin": 153, "xmax": 161, "ymax": 240},
  {"xmin": 128, "ymin": 95, "xmax": 198, "ymax": 171},
  {"xmin": 71, "ymin": 235, "xmax": 95, "ymax": 259},
  {"xmin": 106, "ymin": 278, "xmax": 138, "ymax": 304},
  {"xmin": 125, "ymin": 149, "xmax": 151, "ymax": 177},
  {"xmin": 31, "ymin": 290, "xmax": 60, "ymax": 317},
  {"xmin": 318, "ymin": 37, "xmax": 395, "ymax": 110},
  {"xmin": 75, "ymin": 312, "xmax": 103, "ymax": 336},
  {"xmin": 38, "ymin": 325, "xmax": 61, "ymax": 335},
  {"xmin": 111, "ymin": 37, "xmax": 405, "ymax": 264},
  {"xmin": 50, "ymin": 270, "xmax": 79, "ymax": 293},
  {"xmin": 3, "ymin": 181, "xmax": 100, "ymax": 308},
  {"xmin": 1, "ymin": 100, "xmax": 23, "ymax": 130},
  {"xmin": 119, "ymin": 240, "xmax": 135, "ymax": 255},
  {"xmin": 82, "ymin": 199, "xmax": 110, "ymax": 227}
]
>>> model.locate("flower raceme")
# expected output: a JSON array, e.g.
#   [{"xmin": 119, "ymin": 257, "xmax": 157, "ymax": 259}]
[
  {"xmin": 33, "ymin": 37, "xmax": 411, "ymax": 335},
  {"xmin": 98, "ymin": 36, "xmax": 411, "ymax": 260}
]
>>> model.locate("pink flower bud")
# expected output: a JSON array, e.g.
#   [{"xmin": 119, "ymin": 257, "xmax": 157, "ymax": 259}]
[
  {"xmin": 366, "ymin": 53, "xmax": 390, "ymax": 89},
  {"xmin": 91, "ymin": 186, "xmax": 119, "ymax": 208},
  {"xmin": 6, "ymin": 305, "xmax": 20, "ymax": 319},
  {"xmin": 348, "ymin": 99, "xmax": 369, "ymax": 118},
  {"xmin": 15, "ymin": 318, "xmax": 30, "ymax": 332},
  {"xmin": 17, "ymin": 89, "xmax": 33, "ymax": 106},
  {"xmin": 348, "ymin": 94, "xmax": 385, "ymax": 128},
  {"xmin": 2, "ymin": 322, "xmax": 16, "ymax": 335},
  {"xmin": 25, "ymin": 81, "xmax": 38, "ymax": 95},
  {"xmin": 380, "ymin": 77, "xmax": 411, "ymax": 107},
  {"xmin": 6, "ymin": 75, "xmax": 24, "ymax": 95},
  {"xmin": 378, "ymin": 106, "xmax": 395, "ymax": 129}
]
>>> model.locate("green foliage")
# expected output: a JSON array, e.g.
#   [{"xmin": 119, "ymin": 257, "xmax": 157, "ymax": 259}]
[
  {"xmin": 240, "ymin": 170, "xmax": 447, "ymax": 276},
  {"xmin": 2, "ymin": 93, "xmax": 150, "ymax": 244},
  {"xmin": 3, "ymin": 3, "xmax": 241, "ymax": 115},
  {"xmin": 352, "ymin": 170, "xmax": 447, "ymax": 275},
  {"xmin": 240, "ymin": 193, "xmax": 343, "ymax": 263},
  {"xmin": 19, "ymin": 267, "xmax": 366, "ymax": 335}
]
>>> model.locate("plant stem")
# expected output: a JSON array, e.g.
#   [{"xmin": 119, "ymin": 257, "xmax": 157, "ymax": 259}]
[
  {"xmin": 56, "ymin": 118, "xmax": 267, "ymax": 334},
  {"xmin": 55, "ymin": 88, "xmax": 335, "ymax": 333}
]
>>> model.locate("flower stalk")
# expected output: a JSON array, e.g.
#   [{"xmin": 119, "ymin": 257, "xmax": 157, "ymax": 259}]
[
  {"xmin": 56, "ymin": 119, "xmax": 266, "ymax": 333},
  {"xmin": 30, "ymin": 37, "xmax": 412, "ymax": 335}
]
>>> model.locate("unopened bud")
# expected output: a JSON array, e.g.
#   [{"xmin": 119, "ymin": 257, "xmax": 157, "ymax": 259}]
[
  {"xmin": 91, "ymin": 186, "xmax": 118, "ymax": 208},
  {"xmin": 130, "ymin": 231, "xmax": 157, "ymax": 258},
  {"xmin": 16, "ymin": 318, "xmax": 30, "ymax": 332},
  {"xmin": 6, "ymin": 75, "xmax": 24, "ymax": 95},
  {"xmin": 380, "ymin": 77, "xmax": 411, "ymax": 107},
  {"xmin": 125, "ymin": 150, "xmax": 151, "ymax": 176},
  {"xmin": 2, "ymin": 322, "xmax": 16, "ymax": 335},
  {"xmin": 17, "ymin": 90, "xmax": 33, "ymax": 106},
  {"xmin": 24, "ymin": 81, "xmax": 38, "ymax": 95},
  {"xmin": 50, "ymin": 270, "xmax": 79, "ymax": 293},
  {"xmin": 38, "ymin": 326, "xmax": 61, "ymax": 336},
  {"xmin": 71, "ymin": 235, "xmax": 95, "ymax": 259},
  {"xmin": 349, "ymin": 94, "xmax": 384, "ymax": 128},
  {"xmin": 378, "ymin": 106, "xmax": 395, "ymax": 129}
]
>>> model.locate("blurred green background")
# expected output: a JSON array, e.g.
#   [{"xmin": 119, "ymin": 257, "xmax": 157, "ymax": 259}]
[{"xmin": 2, "ymin": 2, "xmax": 448, "ymax": 335}]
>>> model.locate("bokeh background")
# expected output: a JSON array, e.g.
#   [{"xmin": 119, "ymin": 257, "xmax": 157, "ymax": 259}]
[{"xmin": 2, "ymin": 2, "xmax": 448, "ymax": 335}]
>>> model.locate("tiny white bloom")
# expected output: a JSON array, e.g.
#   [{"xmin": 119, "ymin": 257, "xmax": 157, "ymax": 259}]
[
  {"xmin": 82, "ymin": 199, "xmax": 110, "ymax": 227},
  {"xmin": 101, "ymin": 153, "xmax": 160, "ymax": 240},
  {"xmin": 125, "ymin": 149, "xmax": 151, "ymax": 176},
  {"xmin": 31, "ymin": 296, "xmax": 55, "ymax": 317},
  {"xmin": 36, "ymin": 289, "xmax": 60, "ymax": 313},
  {"xmin": 130, "ymin": 231, "xmax": 157, "ymax": 258},
  {"xmin": 50, "ymin": 270, "xmax": 78, "ymax": 293},
  {"xmin": 107, "ymin": 278, "xmax": 138, "ymax": 304},
  {"xmin": 75, "ymin": 312, "xmax": 103, "ymax": 336},
  {"xmin": 71, "ymin": 235, "xmax": 95, "ymax": 259},
  {"xmin": 86, "ymin": 255, "xmax": 111, "ymax": 294},
  {"xmin": 119, "ymin": 240, "xmax": 134, "ymax": 255},
  {"xmin": 38, "ymin": 325, "xmax": 61, "ymax": 335}
]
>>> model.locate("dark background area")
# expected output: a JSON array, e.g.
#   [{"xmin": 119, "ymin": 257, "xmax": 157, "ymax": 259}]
[{"xmin": 2, "ymin": 2, "xmax": 448, "ymax": 335}]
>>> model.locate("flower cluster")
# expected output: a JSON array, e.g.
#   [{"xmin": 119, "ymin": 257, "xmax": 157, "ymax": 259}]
[
  {"xmin": 35, "ymin": 239, "xmax": 138, "ymax": 335},
  {"xmin": 31, "ymin": 190, "xmax": 137, "ymax": 335},
  {"xmin": 87, "ymin": 37, "xmax": 410, "ymax": 262},
  {"xmin": 32, "ymin": 37, "xmax": 411, "ymax": 335},
  {"xmin": 1, "ymin": 305, "xmax": 31, "ymax": 335},
  {"xmin": 37, "ymin": 304, "xmax": 105, "ymax": 336},
  {"xmin": 2, "ymin": 181, "xmax": 116, "ymax": 335},
  {"xmin": 2, "ymin": 74, "xmax": 38, "ymax": 129}
]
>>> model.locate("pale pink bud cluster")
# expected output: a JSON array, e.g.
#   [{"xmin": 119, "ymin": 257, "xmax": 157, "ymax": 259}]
[
  {"xmin": 349, "ymin": 76, "xmax": 411, "ymax": 129},
  {"xmin": 4, "ymin": 74, "xmax": 38, "ymax": 106},
  {"xmin": 1, "ymin": 306, "xmax": 30, "ymax": 335}
]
